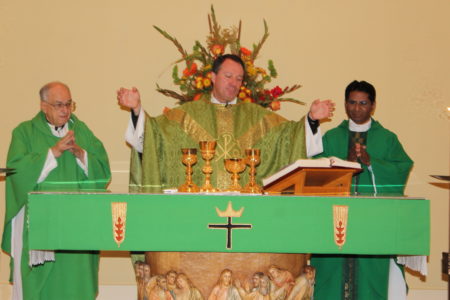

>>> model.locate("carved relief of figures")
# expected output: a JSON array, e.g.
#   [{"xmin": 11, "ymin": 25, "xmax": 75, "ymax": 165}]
[
  {"xmin": 149, "ymin": 275, "xmax": 175, "ymax": 300},
  {"xmin": 166, "ymin": 270, "xmax": 178, "ymax": 299},
  {"xmin": 208, "ymin": 269, "xmax": 242, "ymax": 300},
  {"xmin": 236, "ymin": 272, "xmax": 270, "ymax": 300},
  {"xmin": 135, "ymin": 263, "xmax": 316, "ymax": 300},
  {"xmin": 175, "ymin": 273, "xmax": 204, "ymax": 300},
  {"xmin": 135, "ymin": 261, "xmax": 145, "ymax": 300},
  {"xmin": 286, "ymin": 266, "xmax": 316, "ymax": 300},
  {"xmin": 268, "ymin": 265, "xmax": 295, "ymax": 300}
]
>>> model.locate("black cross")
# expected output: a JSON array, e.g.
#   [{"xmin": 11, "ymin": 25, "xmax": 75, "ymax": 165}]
[{"xmin": 209, "ymin": 217, "xmax": 252, "ymax": 249}]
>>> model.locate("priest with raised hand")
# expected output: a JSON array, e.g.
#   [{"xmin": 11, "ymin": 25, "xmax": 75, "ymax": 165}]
[
  {"xmin": 117, "ymin": 54, "xmax": 335, "ymax": 192},
  {"xmin": 2, "ymin": 81, "xmax": 111, "ymax": 300},
  {"xmin": 311, "ymin": 80, "xmax": 415, "ymax": 300}
]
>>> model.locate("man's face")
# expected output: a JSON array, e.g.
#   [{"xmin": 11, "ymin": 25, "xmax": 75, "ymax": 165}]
[
  {"xmin": 221, "ymin": 271, "xmax": 232, "ymax": 286},
  {"xmin": 345, "ymin": 91, "xmax": 375, "ymax": 124},
  {"xmin": 252, "ymin": 275, "xmax": 261, "ymax": 287},
  {"xmin": 158, "ymin": 278, "xmax": 167, "ymax": 290},
  {"xmin": 166, "ymin": 273, "xmax": 176, "ymax": 285},
  {"xmin": 211, "ymin": 59, "xmax": 244, "ymax": 103},
  {"xmin": 305, "ymin": 269, "xmax": 315, "ymax": 280},
  {"xmin": 136, "ymin": 264, "xmax": 144, "ymax": 277},
  {"xmin": 40, "ymin": 84, "xmax": 73, "ymax": 127},
  {"xmin": 143, "ymin": 265, "xmax": 151, "ymax": 279}
]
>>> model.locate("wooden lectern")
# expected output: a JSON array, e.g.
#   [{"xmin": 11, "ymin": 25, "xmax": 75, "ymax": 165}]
[{"xmin": 263, "ymin": 167, "xmax": 361, "ymax": 196}]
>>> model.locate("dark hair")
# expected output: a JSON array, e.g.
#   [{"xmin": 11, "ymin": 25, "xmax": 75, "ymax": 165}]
[
  {"xmin": 212, "ymin": 54, "xmax": 246, "ymax": 74},
  {"xmin": 345, "ymin": 80, "xmax": 376, "ymax": 103}
]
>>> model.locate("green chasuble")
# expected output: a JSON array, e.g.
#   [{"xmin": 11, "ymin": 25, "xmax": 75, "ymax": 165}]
[
  {"xmin": 2, "ymin": 111, "xmax": 111, "ymax": 300},
  {"xmin": 130, "ymin": 96, "xmax": 307, "ymax": 192},
  {"xmin": 311, "ymin": 119, "xmax": 413, "ymax": 300}
]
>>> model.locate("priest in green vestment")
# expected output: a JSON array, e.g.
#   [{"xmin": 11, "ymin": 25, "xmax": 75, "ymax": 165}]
[
  {"xmin": 2, "ymin": 82, "xmax": 111, "ymax": 300},
  {"xmin": 117, "ymin": 54, "xmax": 335, "ymax": 192},
  {"xmin": 311, "ymin": 80, "xmax": 414, "ymax": 300}
]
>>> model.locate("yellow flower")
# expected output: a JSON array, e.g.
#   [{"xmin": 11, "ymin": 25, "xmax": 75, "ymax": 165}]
[
  {"xmin": 195, "ymin": 81, "xmax": 204, "ymax": 89},
  {"xmin": 238, "ymin": 92, "xmax": 247, "ymax": 99},
  {"xmin": 203, "ymin": 78, "xmax": 211, "ymax": 88},
  {"xmin": 247, "ymin": 66, "xmax": 257, "ymax": 77}
]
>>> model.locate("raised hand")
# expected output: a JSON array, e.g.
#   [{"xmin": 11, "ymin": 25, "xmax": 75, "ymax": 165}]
[
  {"xmin": 117, "ymin": 87, "xmax": 141, "ymax": 115},
  {"xmin": 308, "ymin": 99, "xmax": 335, "ymax": 121}
]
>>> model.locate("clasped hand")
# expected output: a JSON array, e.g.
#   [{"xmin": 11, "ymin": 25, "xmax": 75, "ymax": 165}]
[
  {"xmin": 348, "ymin": 143, "xmax": 371, "ymax": 166},
  {"xmin": 51, "ymin": 130, "xmax": 85, "ymax": 163}
]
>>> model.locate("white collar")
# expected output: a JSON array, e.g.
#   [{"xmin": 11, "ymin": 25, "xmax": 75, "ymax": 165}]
[
  {"xmin": 47, "ymin": 122, "xmax": 69, "ymax": 137},
  {"xmin": 348, "ymin": 118, "xmax": 372, "ymax": 132},
  {"xmin": 210, "ymin": 95, "xmax": 237, "ymax": 105}
]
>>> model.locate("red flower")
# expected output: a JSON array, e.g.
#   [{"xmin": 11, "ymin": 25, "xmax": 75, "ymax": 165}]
[
  {"xmin": 183, "ymin": 62, "xmax": 198, "ymax": 77},
  {"xmin": 270, "ymin": 101, "xmax": 281, "ymax": 111},
  {"xmin": 270, "ymin": 86, "xmax": 283, "ymax": 99},
  {"xmin": 240, "ymin": 47, "xmax": 252, "ymax": 56},
  {"xmin": 193, "ymin": 94, "xmax": 202, "ymax": 101}
]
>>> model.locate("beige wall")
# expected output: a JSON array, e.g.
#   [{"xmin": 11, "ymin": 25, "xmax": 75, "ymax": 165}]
[{"xmin": 0, "ymin": 0, "xmax": 448, "ymax": 294}]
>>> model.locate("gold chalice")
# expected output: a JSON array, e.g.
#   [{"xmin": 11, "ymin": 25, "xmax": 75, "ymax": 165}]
[
  {"xmin": 224, "ymin": 158, "xmax": 246, "ymax": 192},
  {"xmin": 199, "ymin": 141, "xmax": 217, "ymax": 192},
  {"xmin": 242, "ymin": 149, "xmax": 262, "ymax": 194},
  {"xmin": 178, "ymin": 148, "xmax": 200, "ymax": 193}
]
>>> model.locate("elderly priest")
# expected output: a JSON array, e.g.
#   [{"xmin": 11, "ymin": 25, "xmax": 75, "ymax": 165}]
[{"xmin": 2, "ymin": 82, "xmax": 111, "ymax": 300}]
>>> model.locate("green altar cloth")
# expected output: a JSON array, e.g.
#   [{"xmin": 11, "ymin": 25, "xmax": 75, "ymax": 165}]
[{"xmin": 27, "ymin": 193, "xmax": 429, "ymax": 255}]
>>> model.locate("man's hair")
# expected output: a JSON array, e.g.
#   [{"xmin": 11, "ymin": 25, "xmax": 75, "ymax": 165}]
[
  {"xmin": 303, "ymin": 265, "xmax": 316, "ymax": 274},
  {"xmin": 253, "ymin": 272, "xmax": 264, "ymax": 278},
  {"xmin": 39, "ymin": 81, "xmax": 70, "ymax": 101},
  {"xmin": 345, "ymin": 80, "xmax": 376, "ymax": 104},
  {"xmin": 212, "ymin": 54, "xmax": 246, "ymax": 74}
]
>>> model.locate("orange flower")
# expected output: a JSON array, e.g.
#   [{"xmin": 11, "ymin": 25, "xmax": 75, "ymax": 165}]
[
  {"xmin": 163, "ymin": 107, "xmax": 171, "ymax": 114},
  {"xmin": 193, "ymin": 94, "xmax": 202, "ymax": 101},
  {"xmin": 240, "ymin": 47, "xmax": 252, "ymax": 56},
  {"xmin": 203, "ymin": 78, "xmax": 211, "ymax": 88},
  {"xmin": 238, "ymin": 92, "xmax": 247, "ymax": 99},
  {"xmin": 211, "ymin": 44, "xmax": 224, "ymax": 56},
  {"xmin": 270, "ymin": 101, "xmax": 281, "ymax": 111},
  {"xmin": 243, "ymin": 97, "xmax": 254, "ymax": 103}
]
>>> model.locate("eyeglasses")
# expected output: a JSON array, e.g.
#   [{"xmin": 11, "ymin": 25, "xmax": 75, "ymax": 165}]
[{"xmin": 44, "ymin": 100, "xmax": 76, "ymax": 111}]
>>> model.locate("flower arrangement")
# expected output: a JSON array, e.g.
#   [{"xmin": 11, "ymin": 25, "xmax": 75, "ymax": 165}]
[{"xmin": 155, "ymin": 6, "xmax": 304, "ymax": 111}]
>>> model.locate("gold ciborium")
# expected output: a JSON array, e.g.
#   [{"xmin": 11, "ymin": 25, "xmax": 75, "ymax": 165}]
[
  {"xmin": 242, "ymin": 149, "xmax": 262, "ymax": 194},
  {"xmin": 224, "ymin": 158, "xmax": 246, "ymax": 192},
  {"xmin": 178, "ymin": 148, "xmax": 200, "ymax": 193},
  {"xmin": 199, "ymin": 141, "xmax": 217, "ymax": 192}
]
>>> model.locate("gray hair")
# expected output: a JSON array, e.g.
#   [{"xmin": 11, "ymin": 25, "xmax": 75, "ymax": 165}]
[{"xmin": 39, "ymin": 81, "xmax": 70, "ymax": 101}]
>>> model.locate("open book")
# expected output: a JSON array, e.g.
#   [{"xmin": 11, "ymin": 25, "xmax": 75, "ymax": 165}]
[{"xmin": 262, "ymin": 157, "xmax": 361, "ymax": 187}]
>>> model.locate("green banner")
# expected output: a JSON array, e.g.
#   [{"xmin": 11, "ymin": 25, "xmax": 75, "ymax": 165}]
[{"xmin": 28, "ymin": 192, "xmax": 429, "ymax": 255}]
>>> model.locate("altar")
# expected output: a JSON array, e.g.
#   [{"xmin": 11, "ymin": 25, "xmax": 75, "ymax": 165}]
[
  {"xmin": 27, "ymin": 192, "xmax": 429, "ymax": 298},
  {"xmin": 27, "ymin": 192, "xmax": 429, "ymax": 255}
]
